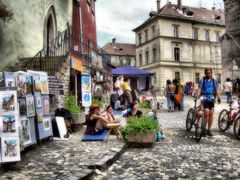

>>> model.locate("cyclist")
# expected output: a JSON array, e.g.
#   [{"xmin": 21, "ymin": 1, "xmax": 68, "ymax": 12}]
[{"xmin": 197, "ymin": 68, "xmax": 221, "ymax": 136}]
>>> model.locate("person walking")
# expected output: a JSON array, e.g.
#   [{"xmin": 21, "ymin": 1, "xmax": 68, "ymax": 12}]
[
  {"xmin": 224, "ymin": 78, "xmax": 233, "ymax": 103},
  {"xmin": 166, "ymin": 80, "xmax": 176, "ymax": 112},
  {"xmin": 197, "ymin": 68, "xmax": 221, "ymax": 136}
]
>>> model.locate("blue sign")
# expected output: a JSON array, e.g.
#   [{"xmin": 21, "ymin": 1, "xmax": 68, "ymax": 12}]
[{"xmin": 84, "ymin": 94, "xmax": 90, "ymax": 102}]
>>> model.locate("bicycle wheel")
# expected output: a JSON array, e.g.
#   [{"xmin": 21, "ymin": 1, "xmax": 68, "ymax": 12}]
[
  {"xmin": 195, "ymin": 115, "xmax": 204, "ymax": 142},
  {"xmin": 186, "ymin": 108, "xmax": 194, "ymax": 132},
  {"xmin": 218, "ymin": 109, "xmax": 230, "ymax": 132},
  {"xmin": 233, "ymin": 116, "xmax": 240, "ymax": 140}
]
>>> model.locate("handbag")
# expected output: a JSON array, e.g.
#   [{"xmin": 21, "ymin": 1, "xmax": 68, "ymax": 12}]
[{"xmin": 175, "ymin": 93, "xmax": 181, "ymax": 105}]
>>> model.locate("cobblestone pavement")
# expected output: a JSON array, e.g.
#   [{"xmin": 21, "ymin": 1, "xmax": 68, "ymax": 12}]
[
  {"xmin": 96, "ymin": 97, "xmax": 240, "ymax": 180},
  {"xmin": 0, "ymin": 132, "xmax": 124, "ymax": 180}
]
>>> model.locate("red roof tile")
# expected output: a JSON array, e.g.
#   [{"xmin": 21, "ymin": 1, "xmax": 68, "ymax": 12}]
[{"xmin": 103, "ymin": 43, "xmax": 136, "ymax": 56}]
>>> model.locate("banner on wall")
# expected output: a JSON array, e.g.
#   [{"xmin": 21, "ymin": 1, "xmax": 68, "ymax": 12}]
[{"xmin": 81, "ymin": 75, "xmax": 92, "ymax": 107}]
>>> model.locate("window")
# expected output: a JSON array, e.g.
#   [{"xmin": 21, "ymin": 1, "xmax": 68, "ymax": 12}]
[
  {"xmin": 139, "ymin": 54, "xmax": 142, "ymax": 66},
  {"xmin": 195, "ymin": 73, "xmax": 200, "ymax": 84},
  {"xmin": 145, "ymin": 30, "xmax": 148, "ymax": 42},
  {"xmin": 193, "ymin": 29, "xmax": 198, "ymax": 40},
  {"xmin": 145, "ymin": 51, "xmax": 149, "ymax": 64},
  {"xmin": 216, "ymin": 32, "xmax": 221, "ymax": 41},
  {"xmin": 152, "ymin": 26, "xmax": 156, "ymax": 38},
  {"xmin": 175, "ymin": 72, "xmax": 180, "ymax": 80},
  {"xmin": 205, "ymin": 30, "xmax": 210, "ymax": 41},
  {"xmin": 138, "ymin": 34, "xmax": 142, "ymax": 45},
  {"xmin": 174, "ymin": 47, "xmax": 180, "ymax": 61},
  {"xmin": 152, "ymin": 73, "xmax": 157, "ymax": 84},
  {"xmin": 152, "ymin": 48, "xmax": 157, "ymax": 62},
  {"xmin": 174, "ymin": 26, "xmax": 179, "ymax": 38}
]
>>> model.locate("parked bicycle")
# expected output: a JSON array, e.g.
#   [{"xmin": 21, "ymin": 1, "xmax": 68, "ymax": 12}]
[
  {"xmin": 218, "ymin": 101, "xmax": 240, "ymax": 140},
  {"xmin": 186, "ymin": 96, "xmax": 204, "ymax": 142}
]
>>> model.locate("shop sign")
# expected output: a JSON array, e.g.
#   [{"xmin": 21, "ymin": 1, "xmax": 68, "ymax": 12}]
[
  {"xmin": 48, "ymin": 76, "xmax": 64, "ymax": 95},
  {"xmin": 71, "ymin": 55, "xmax": 83, "ymax": 72}
]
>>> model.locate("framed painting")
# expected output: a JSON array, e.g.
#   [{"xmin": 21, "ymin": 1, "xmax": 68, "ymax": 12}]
[
  {"xmin": 3, "ymin": 72, "xmax": 16, "ymax": 88},
  {"xmin": 21, "ymin": 117, "xmax": 31, "ymax": 146},
  {"xmin": 0, "ymin": 115, "xmax": 18, "ymax": 136},
  {"xmin": 43, "ymin": 117, "xmax": 51, "ymax": 131},
  {"xmin": 26, "ymin": 76, "xmax": 33, "ymax": 95},
  {"xmin": 26, "ymin": 95, "xmax": 35, "ymax": 117},
  {"xmin": 35, "ymin": 96, "xmax": 42, "ymax": 108},
  {"xmin": 18, "ymin": 98, "xmax": 27, "ymax": 115},
  {"xmin": 16, "ymin": 75, "xmax": 27, "ymax": 97},
  {"xmin": 1, "ymin": 136, "xmax": 21, "ymax": 163},
  {"xmin": 40, "ymin": 74, "xmax": 49, "ymax": 94},
  {"xmin": 42, "ymin": 96, "xmax": 50, "ymax": 116},
  {"xmin": 34, "ymin": 80, "xmax": 42, "ymax": 92},
  {"xmin": 0, "ymin": 91, "xmax": 18, "ymax": 115}
]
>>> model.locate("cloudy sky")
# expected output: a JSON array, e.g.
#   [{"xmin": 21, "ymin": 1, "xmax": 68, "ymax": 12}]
[{"xmin": 95, "ymin": 0, "xmax": 224, "ymax": 47}]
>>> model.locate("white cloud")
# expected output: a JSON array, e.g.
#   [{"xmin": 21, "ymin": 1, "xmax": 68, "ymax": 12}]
[{"xmin": 96, "ymin": 0, "xmax": 224, "ymax": 46}]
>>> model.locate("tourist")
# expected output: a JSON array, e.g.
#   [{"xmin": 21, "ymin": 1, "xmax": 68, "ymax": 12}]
[
  {"xmin": 114, "ymin": 76, "xmax": 123, "ymax": 96},
  {"xmin": 123, "ymin": 101, "xmax": 142, "ymax": 118},
  {"xmin": 197, "ymin": 68, "xmax": 221, "ymax": 136},
  {"xmin": 101, "ymin": 105, "xmax": 117, "ymax": 123},
  {"xmin": 121, "ymin": 77, "xmax": 133, "ymax": 104},
  {"xmin": 85, "ymin": 104, "xmax": 109, "ymax": 135},
  {"xmin": 224, "ymin": 78, "xmax": 233, "ymax": 103},
  {"xmin": 166, "ymin": 80, "xmax": 176, "ymax": 112}
]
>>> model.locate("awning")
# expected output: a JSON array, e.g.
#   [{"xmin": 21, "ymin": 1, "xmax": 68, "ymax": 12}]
[{"xmin": 111, "ymin": 65, "xmax": 153, "ymax": 77}]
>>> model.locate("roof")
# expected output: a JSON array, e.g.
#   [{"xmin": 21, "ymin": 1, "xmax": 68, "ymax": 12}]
[
  {"xmin": 103, "ymin": 43, "xmax": 136, "ymax": 56},
  {"xmin": 133, "ymin": 3, "xmax": 225, "ymax": 31},
  {"xmin": 111, "ymin": 65, "xmax": 153, "ymax": 77}
]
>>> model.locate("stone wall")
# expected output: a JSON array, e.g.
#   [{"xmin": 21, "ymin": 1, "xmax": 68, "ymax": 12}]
[
  {"xmin": 221, "ymin": 0, "xmax": 240, "ymax": 80},
  {"xmin": 0, "ymin": 0, "xmax": 73, "ymax": 70}
]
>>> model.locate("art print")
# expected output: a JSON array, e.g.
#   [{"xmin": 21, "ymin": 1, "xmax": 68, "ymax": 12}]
[
  {"xmin": 0, "ymin": 91, "xmax": 17, "ymax": 115},
  {"xmin": 40, "ymin": 75, "xmax": 49, "ymax": 94},
  {"xmin": 21, "ymin": 118, "xmax": 31, "ymax": 145},
  {"xmin": 35, "ymin": 96, "xmax": 42, "ymax": 108},
  {"xmin": 18, "ymin": 98, "xmax": 27, "ymax": 115},
  {"xmin": 26, "ymin": 76, "xmax": 33, "ymax": 95},
  {"xmin": 36, "ymin": 109, "xmax": 43, "ymax": 123},
  {"xmin": 1, "ymin": 115, "xmax": 18, "ymax": 135},
  {"xmin": 43, "ymin": 118, "xmax": 51, "ymax": 131},
  {"xmin": 42, "ymin": 96, "xmax": 50, "ymax": 116},
  {"xmin": 16, "ymin": 75, "xmax": 27, "ymax": 97},
  {"xmin": 81, "ymin": 76, "xmax": 91, "ymax": 93},
  {"xmin": 26, "ymin": 95, "xmax": 35, "ymax": 117},
  {"xmin": 4, "ymin": 72, "xmax": 16, "ymax": 87},
  {"xmin": 93, "ymin": 85, "xmax": 103, "ymax": 97},
  {"xmin": 5, "ymin": 79, "xmax": 15, "ymax": 87},
  {"xmin": 34, "ymin": 80, "xmax": 42, "ymax": 91},
  {"xmin": 1, "ymin": 137, "xmax": 20, "ymax": 162}
]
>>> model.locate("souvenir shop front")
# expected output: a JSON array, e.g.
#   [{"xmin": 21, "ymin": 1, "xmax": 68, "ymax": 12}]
[{"xmin": 0, "ymin": 71, "xmax": 53, "ymax": 163}]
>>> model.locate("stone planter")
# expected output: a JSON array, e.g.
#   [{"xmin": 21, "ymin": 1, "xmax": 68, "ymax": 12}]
[
  {"xmin": 127, "ymin": 130, "xmax": 156, "ymax": 147},
  {"xmin": 72, "ymin": 112, "xmax": 86, "ymax": 124}
]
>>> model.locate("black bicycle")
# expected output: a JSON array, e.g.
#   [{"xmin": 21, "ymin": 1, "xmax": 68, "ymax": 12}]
[{"xmin": 186, "ymin": 96, "xmax": 204, "ymax": 142}]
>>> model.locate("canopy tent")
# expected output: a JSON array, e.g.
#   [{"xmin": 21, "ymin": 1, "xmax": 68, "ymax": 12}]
[{"xmin": 111, "ymin": 65, "xmax": 153, "ymax": 77}]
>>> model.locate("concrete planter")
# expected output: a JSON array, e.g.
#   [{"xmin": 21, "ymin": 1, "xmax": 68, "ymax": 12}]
[
  {"xmin": 72, "ymin": 112, "xmax": 86, "ymax": 124},
  {"xmin": 127, "ymin": 130, "xmax": 156, "ymax": 147}
]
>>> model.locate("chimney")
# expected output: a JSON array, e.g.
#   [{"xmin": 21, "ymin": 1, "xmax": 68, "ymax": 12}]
[
  {"xmin": 177, "ymin": 0, "xmax": 182, "ymax": 10},
  {"xmin": 112, "ymin": 38, "xmax": 117, "ymax": 50},
  {"xmin": 157, "ymin": 0, "xmax": 161, "ymax": 12}
]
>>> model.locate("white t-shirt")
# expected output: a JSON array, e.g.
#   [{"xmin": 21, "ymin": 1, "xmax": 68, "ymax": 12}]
[{"xmin": 224, "ymin": 82, "xmax": 232, "ymax": 92}]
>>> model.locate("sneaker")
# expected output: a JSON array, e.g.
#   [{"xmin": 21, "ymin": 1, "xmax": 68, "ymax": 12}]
[
  {"xmin": 207, "ymin": 130, "xmax": 213, "ymax": 136},
  {"xmin": 202, "ymin": 129, "xmax": 207, "ymax": 137}
]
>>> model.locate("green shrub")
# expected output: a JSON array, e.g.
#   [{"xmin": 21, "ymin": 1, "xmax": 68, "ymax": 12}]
[
  {"xmin": 92, "ymin": 98, "xmax": 103, "ymax": 108},
  {"xmin": 139, "ymin": 100, "xmax": 151, "ymax": 109},
  {"xmin": 123, "ymin": 116, "xmax": 160, "ymax": 138},
  {"xmin": 64, "ymin": 95, "xmax": 83, "ymax": 113}
]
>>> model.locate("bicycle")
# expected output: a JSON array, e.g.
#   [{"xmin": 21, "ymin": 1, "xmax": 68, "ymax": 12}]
[
  {"xmin": 218, "ymin": 101, "xmax": 240, "ymax": 140},
  {"xmin": 186, "ymin": 96, "xmax": 205, "ymax": 142}
]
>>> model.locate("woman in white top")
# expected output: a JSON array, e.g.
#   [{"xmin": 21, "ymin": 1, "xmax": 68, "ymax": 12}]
[{"xmin": 224, "ymin": 78, "xmax": 233, "ymax": 103}]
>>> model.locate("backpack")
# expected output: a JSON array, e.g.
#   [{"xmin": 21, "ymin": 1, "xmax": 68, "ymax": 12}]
[{"xmin": 201, "ymin": 78, "xmax": 217, "ymax": 98}]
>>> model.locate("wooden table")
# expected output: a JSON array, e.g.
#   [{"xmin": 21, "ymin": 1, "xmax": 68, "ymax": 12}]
[{"xmin": 106, "ymin": 123, "xmax": 123, "ymax": 142}]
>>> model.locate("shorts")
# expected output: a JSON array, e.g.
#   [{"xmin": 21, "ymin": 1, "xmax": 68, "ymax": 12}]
[{"xmin": 202, "ymin": 100, "xmax": 215, "ymax": 110}]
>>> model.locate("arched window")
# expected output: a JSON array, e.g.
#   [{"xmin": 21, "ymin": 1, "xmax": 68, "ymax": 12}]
[
  {"xmin": 174, "ymin": 26, "xmax": 179, "ymax": 38},
  {"xmin": 193, "ymin": 29, "xmax": 198, "ymax": 40}
]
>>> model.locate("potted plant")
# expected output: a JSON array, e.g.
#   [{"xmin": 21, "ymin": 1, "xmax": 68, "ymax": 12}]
[
  {"xmin": 64, "ymin": 95, "xmax": 85, "ymax": 124},
  {"xmin": 139, "ymin": 100, "xmax": 151, "ymax": 114},
  {"xmin": 122, "ymin": 116, "xmax": 160, "ymax": 147},
  {"xmin": 92, "ymin": 98, "xmax": 104, "ymax": 110}
]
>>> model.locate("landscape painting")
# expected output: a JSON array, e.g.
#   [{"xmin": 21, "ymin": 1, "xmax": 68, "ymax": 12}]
[
  {"xmin": 26, "ymin": 95, "xmax": 35, "ymax": 117},
  {"xmin": 2, "ymin": 115, "xmax": 17, "ymax": 135},
  {"xmin": 0, "ymin": 91, "xmax": 17, "ymax": 115},
  {"xmin": 1, "ymin": 137, "xmax": 20, "ymax": 162}
]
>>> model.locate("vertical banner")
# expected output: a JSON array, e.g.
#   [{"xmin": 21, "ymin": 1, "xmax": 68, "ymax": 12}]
[{"xmin": 81, "ymin": 75, "xmax": 92, "ymax": 107}]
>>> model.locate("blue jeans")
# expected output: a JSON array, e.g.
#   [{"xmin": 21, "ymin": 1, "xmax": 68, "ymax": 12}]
[
  {"xmin": 167, "ymin": 93, "xmax": 174, "ymax": 109},
  {"xmin": 226, "ymin": 92, "xmax": 232, "ymax": 103},
  {"xmin": 180, "ymin": 96, "xmax": 184, "ymax": 111}
]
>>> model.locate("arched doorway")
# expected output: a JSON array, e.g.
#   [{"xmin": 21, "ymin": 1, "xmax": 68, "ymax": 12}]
[{"xmin": 44, "ymin": 6, "xmax": 57, "ymax": 56}]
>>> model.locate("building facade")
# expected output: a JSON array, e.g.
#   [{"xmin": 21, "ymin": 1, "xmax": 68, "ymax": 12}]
[
  {"xmin": 221, "ymin": 0, "xmax": 240, "ymax": 80},
  {"xmin": 133, "ymin": 1, "xmax": 225, "ymax": 89},
  {"xmin": 103, "ymin": 38, "xmax": 136, "ymax": 67}
]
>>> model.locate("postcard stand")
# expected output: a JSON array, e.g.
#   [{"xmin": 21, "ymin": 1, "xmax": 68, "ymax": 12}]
[
  {"xmin": 0, "ymin": 87, "xmax": 21, "ymax": 163},
  {"xmin": 27, "ymin": 71, "xmax": 53, "ymax": 143}
]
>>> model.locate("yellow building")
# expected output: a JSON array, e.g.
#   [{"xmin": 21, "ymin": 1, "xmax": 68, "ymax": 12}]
[{"xmin": 133, "ymin": 1, "xmax": 225, "ymax": 89}]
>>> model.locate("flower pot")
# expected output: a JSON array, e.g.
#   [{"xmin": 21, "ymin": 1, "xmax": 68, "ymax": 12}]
[
  {"xmin": 72, "ymin": 112, "xmax": 86, "ymax": 124},
  {"xmin": 127, "ymin": 130, "xmax": 156, "ymax": 147}
]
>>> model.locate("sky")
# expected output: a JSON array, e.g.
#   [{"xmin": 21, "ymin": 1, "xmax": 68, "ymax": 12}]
[{"xmin": 95, "ymin": 0, "xmax": 224, "ymax": 47}]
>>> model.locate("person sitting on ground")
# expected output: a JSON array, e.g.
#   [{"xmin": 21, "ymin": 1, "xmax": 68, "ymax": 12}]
[
  {"xmin": 85, "ymin": 104, "xmax": 109, "ymax": 135},
  {"xmin": 101, "ymin": 105, "xmax": 117, "ymax": 123},
  {"xmin": 123, "ymin": 101, "xmax": 142, "ymax": 118}
]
